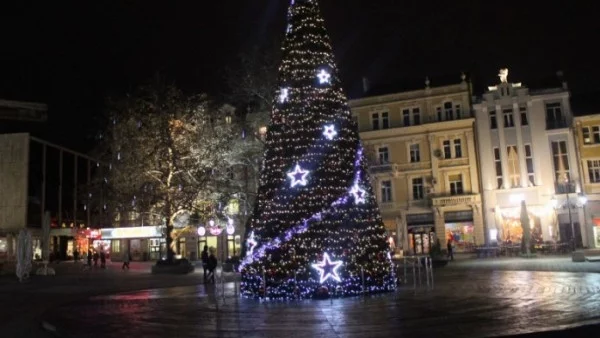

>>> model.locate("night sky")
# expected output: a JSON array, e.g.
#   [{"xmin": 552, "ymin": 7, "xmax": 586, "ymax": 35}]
[{"xmin": 1, "ymin": 0, "xmax": 598, "ymax": 151}]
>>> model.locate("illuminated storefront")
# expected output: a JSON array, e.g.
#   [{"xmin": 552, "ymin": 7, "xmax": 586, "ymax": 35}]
[
  {"xmin": 496, "ymin": 205, "xmax": 545, "ymax": 244},
  {"xmin": 406, "ymin": 213, "xmax": 435, "ymax": 255},
  {"xmin": 100, "ymin": 225, "xmax": 165, "ymax": 261},
  {"xmin": 593, "ymin": 219, "xmax": 600, "ymax": 248},
  {"xmin": 444, "ymin": 211, "xmax": 475, "ymax": 252}
]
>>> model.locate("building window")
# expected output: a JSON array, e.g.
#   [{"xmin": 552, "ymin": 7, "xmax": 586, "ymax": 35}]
[
  {"xmin": 506, "ymin": 145, "xmax": 521, "ymax": 188},
  {"xmin": 449, "ymin": 174, "xmax": 464, "ymax": 195},
  {"xmin": 443, "ymin": 140, "xmax": 451, "ymax": 159},
  {"xmin": 371, "ymin": 113, "xmax": 380, "ymax": 130},
  {"xmin": 378, "ymin": 146, "xmax": 389, "ymax": 164},
  {"xmin": 551, "ymin": 140, "xmax": 570, "ymax": 185},
  {"xmin": 454, "ymin": 139, "xmax": 462, "ymax": 158},
  {"xmin": 402, "ymin": 109, "xmax": 410, "ymax": 126},
  {"xmin": 381, "ymin": 112, "xmax": 389, "ymax": 129},
  {"xmin": 582, "ymin": 127, "xmax": 591, "ymax": 144},
  {"xmin": 593, "ymin": 126, "xmax": 600, "ymax": 143},
  {"xmin": 546, "ymin": 102, "xmax": 563, "ymax": 121},
  {"xmin": 494, "ymin": 147, "xmax": 503, "ymax": 189},
  {"xmin": 455, "ymin": 104, "xmax": 462, "ymax": 119},
  {"xmin": 444, "ymin": 102, "xmax": 454, "ymax": 120},
  {"xmin": 588, "ymin": 160, "xmax": 600, "ymax": 183},
  {"xmin": 436, "ymin": 107, "xmax": 442, "ymax": 122},
  {"xmin": 503, "ymin": 109, "xmax": 514, "ymax": 128},
  {"xmin": 413, "ymin": 108, "xmax": 421, "ymax": 125},
  {"xmin": 381, "ymin": 180, "xmax": 392, "ymax": 203},
  {"xmin": 412, "ymin": 177, "xmax": 424, "ymax": 200},
  {"xmin": 525, "ymin": 144, "xmax": 535, "ymax": 186},
  {"xmin": 519, "ymin": 106, "xmax": 528, "ymax": 126},
  {"xmin": 410, "ymin": 144, "xmax": 420, "ymax": 163},
  {"xmin": 490, "ymin": 110, "xmax": 497, "ymax": 129}
]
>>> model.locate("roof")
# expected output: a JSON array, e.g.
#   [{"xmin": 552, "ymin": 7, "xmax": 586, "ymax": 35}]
[{"xmin": 348, "ymin": 73, "xmax": 468, "ymax": 100}]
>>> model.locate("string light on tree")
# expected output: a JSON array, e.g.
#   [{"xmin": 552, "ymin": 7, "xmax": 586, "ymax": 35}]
[
  {"xmin": 312, "ymin": 253, "xmax": 343, "ymax": 283},
  {"xmin": 246, "ymin": 231, "xmax": 257, "ymax": 256},
  {"xmin": 322, "ymin": 124, "xmax": 337, "ymax": 140},
  {"xmin": 316, "ymin": 69, "xmax": 331, "ymax": 84},
  {"xmin": 287, "ymin": 164, "xmax": 309, "ymax": 187}
]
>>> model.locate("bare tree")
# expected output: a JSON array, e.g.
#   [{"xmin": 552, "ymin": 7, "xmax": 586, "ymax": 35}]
[{"xmin": 92, "ymin": 83, "xmax": 236, "ymax": 262}]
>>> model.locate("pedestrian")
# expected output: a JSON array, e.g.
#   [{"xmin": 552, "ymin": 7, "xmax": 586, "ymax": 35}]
[
  {"xmin": 87, "ymin": 249, "xmax": 92, "ymax": 266},
  {"xmin": 73, "ymin": 249, "xmax": 79, "ymax": 262},
  {"xmin": 201, "ymin": 245, "xmax": 209, "ymax": 283},
  {"xmin": 100, "ymin": 251, "xmax": 106, "ymax": 269},
  {"xmin": 447, "ymin": 239, "xmax": 454, "ymax": 261},
  {"xmin": 206, "ymin": 247, "xmax": 217, "ymax": 284},
  {"xmin": 93, "ymin": 251, "xmax": 99, "ymax": 267},
  {"xmin": 122, "ymin": 251, "xmax": 130, "ymax": 270}
]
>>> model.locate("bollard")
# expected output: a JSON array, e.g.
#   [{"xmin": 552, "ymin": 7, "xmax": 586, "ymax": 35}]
[
  {"xmin": 412, "ymin": 258, "xmax": 416, "ymax": 290},
  {"xmin": 425, "ymin": 257, "xmax": 430, "ymax": 288},
  {"xmin": 403, "ymin": 257, "xmax": 407, "ymax": 284}
]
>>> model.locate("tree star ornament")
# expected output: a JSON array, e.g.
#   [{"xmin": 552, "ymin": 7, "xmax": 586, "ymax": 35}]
[
  {"xmin": 279, "ymin": 87, "xmax": 289, "ymax": 103},
  {"xmin": 323, "ymin": 124, "xmax": 337, "ymax": 140},
  {"xmin": 287, "ymin": 163, "xmax": 309, "ymax": 187},
  {"xmin": 350, "ymin": 183, "xmax": 366, "ymax": 204},
  {"xmin": 316, "ymin": 69, "xmax": 331, "ymax": 84},
  {"xmin": 312, "ymin": 253, "xmax": 343, "ymax": 283}
]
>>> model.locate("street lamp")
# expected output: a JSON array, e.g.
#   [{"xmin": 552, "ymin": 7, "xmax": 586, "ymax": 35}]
[{"xmin": 554, "ymin": 178, "xmax": 587, "ymax": 251}]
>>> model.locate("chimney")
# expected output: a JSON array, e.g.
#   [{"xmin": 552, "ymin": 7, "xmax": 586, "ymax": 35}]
[{"xmin": 362, "ymin": 77, "xmax": 370, "ymax": 93}]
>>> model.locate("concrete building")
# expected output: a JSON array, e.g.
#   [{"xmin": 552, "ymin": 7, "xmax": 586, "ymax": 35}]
[
  {"xmin": 474, "ymin": 69, "xmax": 585, "ymax": 247},
  {"xmin": 350, "ymin": 76, "xmax": 484, "ymax": 256},
  {"xmin": 573, "ymin": 114, "xmax": 600, "ymax": 248}
]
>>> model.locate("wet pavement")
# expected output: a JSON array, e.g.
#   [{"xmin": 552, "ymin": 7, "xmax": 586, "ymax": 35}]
[{"xmin": 43, "ymin": 269, "xmax": 600, "ymax": 338}]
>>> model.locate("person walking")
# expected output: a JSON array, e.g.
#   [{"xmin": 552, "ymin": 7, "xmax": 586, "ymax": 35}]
[
  {"xmin": 201, "ymin": 245, "xmax": 209, "ymax": 283},
  {"xmin": 206, "ymin": 247, "xmax": 217, "ymax": 284},
  {"xmin": 100, "ymin": 250, "xmax": 106, "ymax": 269},
  {"xmin": 122, "ymin": 251, "xmax": 130, "ymax": 270},
  {"xmin": 447, "ymin": 239, "xmax": 454, "ymax": 261},
  {"xmin": 87, "ymin": 249, "xmax": 92, "ymax": 267},
  {"xmin": 93, "ymin": 251, "xmax": 99, "ymax": 267}
]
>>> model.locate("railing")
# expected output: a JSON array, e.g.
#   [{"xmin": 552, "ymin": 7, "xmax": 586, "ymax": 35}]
[
  {"xmin": 431, "ymin": 194, "xmax": 480, "ymax": 207},
  {"xmin": 546, "ymin": 117, "xmax": 568, "ymax": 130},
  {"xmin": 369, "ymin": 161, "xmax": 431, "ymax": 175},
  {"xmin": 369, "ymin": 162, "xmax": 399, "ymax": 174}
]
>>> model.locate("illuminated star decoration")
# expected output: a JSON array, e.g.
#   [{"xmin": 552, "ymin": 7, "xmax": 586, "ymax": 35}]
[
  {"xmin": 312, "ymin": 253, "xmax": 343, "ymax": 283},
  {"xmin": 246, "ymin": 231, "xmax": 257, "ymax": 257},
  {"xmin": 317, "ymin": 69, "xmax": 331, "ymax": 84},
  {"xmin": 350, "ymin": 183, "xmax": 366, "ymax": 204},
  {"xmin": 287, "ymin": 164, "xmax": 309, "ymax": 187},
  {"xmin": 323, "ymin": 124, "xmax": 337, "ymax": 140},
  {"xmin": 279, "ymin": 87, "xmax": 289, "ymax": 103}
]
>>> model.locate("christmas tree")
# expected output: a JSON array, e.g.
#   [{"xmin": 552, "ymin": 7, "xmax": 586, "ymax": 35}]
[{"xmin": 240, "ymin": 0, "xmax": 395, "ymax": 299}]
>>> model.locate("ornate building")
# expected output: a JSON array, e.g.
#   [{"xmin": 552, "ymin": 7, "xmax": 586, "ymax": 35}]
[
  {"xmin": 349, "ymin": 76, "xmax": 484, "ymax": 256},
  {"xmin": 474, "ymin": 69, "xmax": 585, "ymax": 246}
]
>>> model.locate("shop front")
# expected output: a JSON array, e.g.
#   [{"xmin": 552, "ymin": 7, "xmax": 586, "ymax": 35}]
[
  {"xmin": 100, "ymin": 226, "xmax": 165, "ymax": 262},
  {"xmin": 592, "ymin": 218, "xmax": 600, "ymax": 248},
  {"xmin": 444, "ymin": 211, "xmax": 475, "ymax": 253},
  {"xmin": 496, "ymin": 206, "xmax": 544, "ymax": 245},
  {"xmin": 406, "ymin": 213, "xmax": 435, "ymax": 255}
]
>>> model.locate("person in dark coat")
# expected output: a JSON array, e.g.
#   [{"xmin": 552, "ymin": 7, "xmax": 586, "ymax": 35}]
[
  {"xmin": 100, "ymin": 251, "xmax": 106, "ymax": 269},
  {"xmin": 206, "ymin": 247, "xmax": 217, "ymax": 284},
  {"xmin": 87, "ymin": 249, "xmax": 92, "ymax": 266},
  {"xmin": 447, "ymin": 239, "xmax": 454, "ymax": 261},
  {"xmin": 93, "ymin": 251, "xmax": 99, "ymax": 267},
  {"xmin": 201, "ymin": 245, "xmax": 209, "ymax": 283}
]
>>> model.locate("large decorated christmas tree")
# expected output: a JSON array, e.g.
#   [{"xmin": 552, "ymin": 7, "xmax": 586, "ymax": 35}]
[{"xmin": 240, "ymin": 0, "xmax": 395, "ymax": 299}]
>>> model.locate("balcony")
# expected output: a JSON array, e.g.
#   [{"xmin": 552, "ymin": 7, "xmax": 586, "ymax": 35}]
[
  {"xmin": 546, "ymin": 117, "xmax": 568, "ymax": 130},
  {"xmin": 431, "ymin": 194, "xmax": 481, "ymax": 207},
  {"xmin": 369, "ymin": 162, "xmax": 399, "ymax": 175},
  {"xmin": 369, "ymin": 161, "xmax": 431, "ymax": 176}
]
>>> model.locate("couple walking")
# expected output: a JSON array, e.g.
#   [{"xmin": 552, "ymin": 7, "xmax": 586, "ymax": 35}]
[{"xmin": 201, "ymin": 246, "xmax": 217, "ymax": 283}]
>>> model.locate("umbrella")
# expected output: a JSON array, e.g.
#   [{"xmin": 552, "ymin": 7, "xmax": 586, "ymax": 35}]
[{"xmin": 520, "ymin": 200, "xmax": 531, "ymax": 256}]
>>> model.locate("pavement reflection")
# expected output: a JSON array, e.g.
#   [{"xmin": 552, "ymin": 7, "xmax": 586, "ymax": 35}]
[{"xmin": 44, "ymin": 269, "xmax": 600, "ymax": 338}]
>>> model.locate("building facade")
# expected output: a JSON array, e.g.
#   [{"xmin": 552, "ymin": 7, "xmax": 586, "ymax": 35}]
[
  {"xmin": 474, "ymin": 69, "xmax": 586, "ymax": 247},
  {"xmin": 573, "ymin": 114, "xmax": 600, "ymax": 248},
  {"xmin": 350, "ymin": 77, "xmax": 484, "ymax": 256}
]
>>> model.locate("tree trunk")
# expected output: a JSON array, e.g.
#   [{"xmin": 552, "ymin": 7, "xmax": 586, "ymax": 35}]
[{"xmin": 166, "ymin": 218, "xmax": 175, "ymax": 262}]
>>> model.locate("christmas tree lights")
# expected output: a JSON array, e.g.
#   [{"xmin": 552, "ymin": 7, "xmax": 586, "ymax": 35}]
[{"xmin": 241, "ymin": 0, "xmax": 395, "ymax": 300}]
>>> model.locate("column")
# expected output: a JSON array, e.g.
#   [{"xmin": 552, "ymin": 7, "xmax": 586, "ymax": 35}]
[
  {"xmin": 434, "ymin": 207, "xmax": 446, "ymax": 247},
  {"xmin": 513, "ymin": 102, "xmax": 529, "ymax": 188},
  {"xmin": 465, "ymin": 130, "xmax": 479, "ymax": 193},
  {"xmin": 496, "ymin": 104, "xmax": 509, "ymax": 189}
]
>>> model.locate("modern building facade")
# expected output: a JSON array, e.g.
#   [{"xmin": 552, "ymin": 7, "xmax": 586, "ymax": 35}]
[
  {"xmin": 573, "ymin": 114, "xmax": 600, "ymax": 248},
  {"xmin": 350, "ymin": 76, "xmax": 484, "ymax": 256},
  {"xmin": 474, "ymin": 69, "xmax": 586, "ymax": 247}
]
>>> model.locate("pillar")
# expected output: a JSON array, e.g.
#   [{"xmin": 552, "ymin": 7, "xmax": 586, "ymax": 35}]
[
  {"xmin": 472, "ymin": 204, "xmax": 485, "ymax": 246},
  {"xmin": 434, "ymin": 207, "xmax": 446, "ymax": 248}
]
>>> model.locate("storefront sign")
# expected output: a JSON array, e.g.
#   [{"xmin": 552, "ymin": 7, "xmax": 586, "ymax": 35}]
[{"xmin": 101, "ymin": 226, "xmax": 163, "ymax": 239}]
